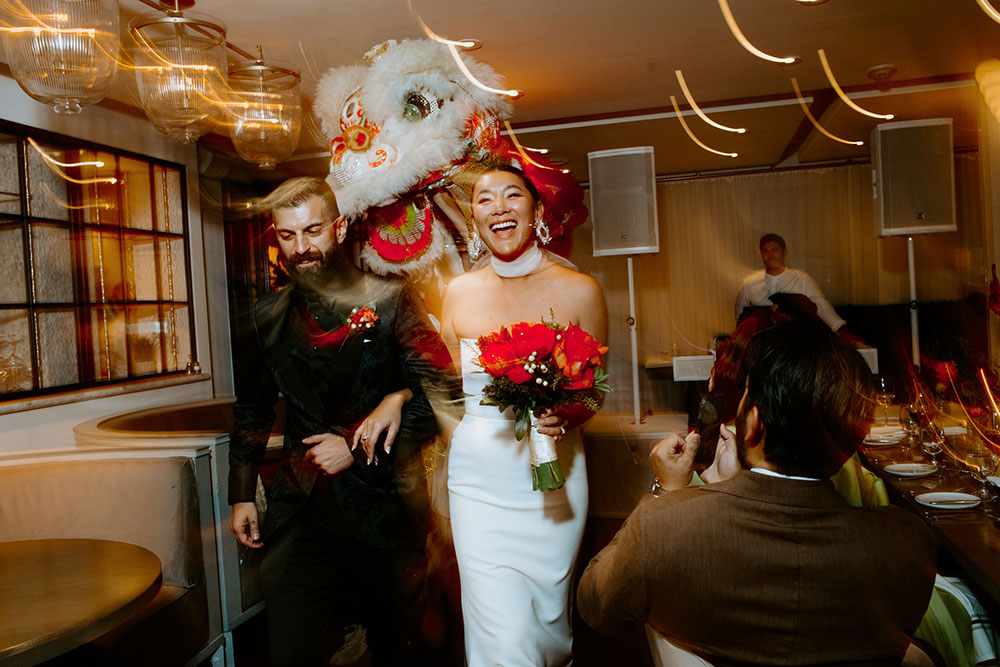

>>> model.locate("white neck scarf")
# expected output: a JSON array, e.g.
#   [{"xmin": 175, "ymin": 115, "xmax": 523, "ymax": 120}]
[{"xmin": 491, "ymin": 243, "xmax": 547, "ymax": 278}]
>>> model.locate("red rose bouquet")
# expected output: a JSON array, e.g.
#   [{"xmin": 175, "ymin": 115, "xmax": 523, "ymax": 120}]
[{"xmin": 477, "ymin": 321, "xmax": 610, "ymax": 491}]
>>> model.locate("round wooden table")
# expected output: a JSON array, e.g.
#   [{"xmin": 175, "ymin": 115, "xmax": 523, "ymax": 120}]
[{"xmin": 0, "ymin": 538, "xmax": 162, "ymax": 665}]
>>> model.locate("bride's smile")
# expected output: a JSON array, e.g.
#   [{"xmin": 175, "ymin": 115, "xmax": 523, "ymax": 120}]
[{"xmin": 472, "ymin": 170, "xmax": 542, "ymax": 261}]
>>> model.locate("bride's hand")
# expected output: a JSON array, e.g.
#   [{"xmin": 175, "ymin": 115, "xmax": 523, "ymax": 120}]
[
  {"xmin": 353, "ymin": 389, "xmax": 412, "ymax": 464},
  {"xmin": 534, "ymin": 409, "xmax": 568, "ymax": 441}
]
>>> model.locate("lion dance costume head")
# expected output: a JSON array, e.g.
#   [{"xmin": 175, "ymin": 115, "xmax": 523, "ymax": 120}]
[{"xmin": 314, "ymin": 39, "xmax": 587, "ymax": 279}]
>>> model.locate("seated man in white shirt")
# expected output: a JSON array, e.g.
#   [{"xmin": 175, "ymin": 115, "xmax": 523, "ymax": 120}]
[{"xmin": 735, "ymin": 233, "xmax": 849, "ymax": 335}]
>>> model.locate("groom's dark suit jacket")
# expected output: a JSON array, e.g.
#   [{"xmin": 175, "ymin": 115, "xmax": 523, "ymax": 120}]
[{"xmin": 228, "ymin": 274, "xmax": 452, "ymax": 548}]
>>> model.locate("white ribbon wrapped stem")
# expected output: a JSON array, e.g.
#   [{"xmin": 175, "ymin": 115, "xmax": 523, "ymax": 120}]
[{"xmin": 529, "ymin": 425, "xmax": 559, "ymax": 466}]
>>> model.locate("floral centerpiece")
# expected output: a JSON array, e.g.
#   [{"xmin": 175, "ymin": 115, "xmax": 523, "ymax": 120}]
[{"xmin": 477, "ymin": 321, "xmax": 610, "ymax": 491}]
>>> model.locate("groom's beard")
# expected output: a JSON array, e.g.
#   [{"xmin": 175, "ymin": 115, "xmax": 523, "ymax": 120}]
[{"xmin": 281, "ymin": 246, "xmax": 345, "ymax": 292}]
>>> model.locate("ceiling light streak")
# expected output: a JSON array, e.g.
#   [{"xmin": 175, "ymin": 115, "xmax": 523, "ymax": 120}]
[
  {"xmin": 976, "ymin": 0, "xmax": 1000, "ymax": 24},
  {"xmin": 817, "ymin": 49, "xmax": 893, "ymax": 119},
  {"xmin": 717, "ymin": 0, "xmax": 799, "ymax": 65},
  {"xmin": 131, "ymin": 29, "xmax": 217, "ymax": 72},
  {"xmin": 406, "ymin": 0, "xmax": 479, "ymax": 49},
  {"xmin": 27, "ymin": 138, "xmax": 117, "ymax": 184},
  {"xmin": 670, "ymin": 95, "xmax": 737, "ymax": 157},
  {"xmin": 675, "ymin": 69, "xmax": 746, "ymax": 133},
  {"xmin": 446, "ymin": 42, "xmax": 522, "ymax": 98},
  {"xmin": 0, "ymin": 25, "xmax": 95, "ymax": 36},
  {"xmin": 503, "ymin": 120, "xmax": 552, "ymax": 169},
  {"xmin": 404, "ymin": 0, "xmax": 520, "ymax": 97},
  {"xmin": 26, "ymin": 138, "xmax": 104, "ymax": 167},
  {"xmin": 791, "ymin": 78, "xmax": 863, "ymax": 146},
  {"xmin": 37, "ymin": 182, "xmax": 112, "ymax": 210}
]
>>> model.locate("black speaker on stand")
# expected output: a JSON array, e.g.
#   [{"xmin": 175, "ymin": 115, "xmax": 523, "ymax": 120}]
[{"xmin": 588, "ymin": 147, "xmax": 659, "ymax": 424}]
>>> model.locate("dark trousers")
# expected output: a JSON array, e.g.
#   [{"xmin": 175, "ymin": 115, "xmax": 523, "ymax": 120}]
[{"xmin": 261, "ymin": 488, "xmax": 426, "ymax": 667}]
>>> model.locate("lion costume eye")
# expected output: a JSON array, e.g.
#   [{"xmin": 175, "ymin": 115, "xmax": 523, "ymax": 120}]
[{"xmin": 402, "ymin": 91, "xmax": 441, "ymax": 121}]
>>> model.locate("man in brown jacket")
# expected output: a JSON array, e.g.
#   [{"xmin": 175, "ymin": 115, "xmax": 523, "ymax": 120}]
[{"xmin": 578, "ymin": 320, "xmax": 937, "ymax": 666}]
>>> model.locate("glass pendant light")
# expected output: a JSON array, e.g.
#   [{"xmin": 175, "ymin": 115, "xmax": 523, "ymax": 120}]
[
  {"xmin": 129, "ymin": 8, "xmax": 227, "ymax": 143},
  {"xmin": 2, "ymin": 0, "xmax": 120, "ymax": 114},
  {"xmin": 228, "ymin": 56, "xmax": 301, "ymax": 169}
]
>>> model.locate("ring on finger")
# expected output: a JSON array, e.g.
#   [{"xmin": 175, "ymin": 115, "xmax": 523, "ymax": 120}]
[
  {"xmin": 361, "ymin": 434, "xmax": 368, "ymax": 440},
  {"xmin": 559, "ymin": 425, "xmax": 567, "ymax": 436}
]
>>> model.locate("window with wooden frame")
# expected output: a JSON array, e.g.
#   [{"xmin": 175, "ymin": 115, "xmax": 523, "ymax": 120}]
[{"xmin": 0, "ymin": 121, "xmax": 195, "ymax": 400}]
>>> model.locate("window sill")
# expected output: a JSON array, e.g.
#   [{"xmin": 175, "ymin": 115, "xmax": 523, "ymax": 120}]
[{"xmin": 0, "ymin": 373, "xmax": 212, "ymax": 416}]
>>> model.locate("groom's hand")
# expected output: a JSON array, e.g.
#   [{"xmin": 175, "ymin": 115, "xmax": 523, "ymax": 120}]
[{"xmin": 303, "ymin": 433, "xmax": 355, "ymax": 476}]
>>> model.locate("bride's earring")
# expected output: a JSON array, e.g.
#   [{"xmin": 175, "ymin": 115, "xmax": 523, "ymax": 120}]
[
  {"xmin": 534, "ymin": 217, "xmax": 552, "ymax": 245},
  {"xmin": 468, "ymin": 228, "xmax": 488, "ymax": 260}
]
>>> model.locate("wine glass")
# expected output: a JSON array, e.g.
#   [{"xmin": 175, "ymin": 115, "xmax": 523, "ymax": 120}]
[
  {"xmin": 873, "ymin": 375, "xmax": 895, "ymax": 426},
  {"xmin": 898, "ymin": 406, "xmax": 920, "ymax": 458},
  {"xmin": 921, "ymin": 437, "xmax": 943, "ymax": 469},
  {"xmin": 965, "ymin": 448, "xmax": 998, "ymax": 500}
]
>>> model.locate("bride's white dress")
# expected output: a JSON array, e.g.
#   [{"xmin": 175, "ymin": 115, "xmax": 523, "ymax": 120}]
[{"xmin": 448, "ymin": 339, "xmax": 588, "ymax": 667}]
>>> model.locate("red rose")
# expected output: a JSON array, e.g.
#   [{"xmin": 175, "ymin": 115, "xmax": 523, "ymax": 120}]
[
  {"xmin": 478, "ymin": 327, "xmax": 516, "ymax": 378},
  {"xmin": 563, "ymin": 367, "xmax": 595, "ymax": 390},
  {"xmin": 552, "ymin": 324, "xmax": 608, "ymax": 382},
  {"xmin": 509, "ymin": 322, "xmax": 557, "ymax": 359},
  {"xmin": 477, "ymin": 323, "xmax": 557, "ymax": 384}
]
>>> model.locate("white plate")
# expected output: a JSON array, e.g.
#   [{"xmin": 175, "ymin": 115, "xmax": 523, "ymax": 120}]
[
  {"xmin": 914, "ymin": 492, "xmax": 981, "ymax": 510},
  {"xmin": 864, "ymin": 436, "xmax": 903, "ymax": 446},
  {"xmin": 884, "ymin": 463, "xmax": 938, "ymax": 478}
]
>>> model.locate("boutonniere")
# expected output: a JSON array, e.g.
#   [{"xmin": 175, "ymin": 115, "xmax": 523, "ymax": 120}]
[
  {"xmin": 342, "ymin": 304, "xmax": 378, "ymax": 334},
  {"xmin": 303, "ymin": 303, "xmax": 378, "ymax": 349}
]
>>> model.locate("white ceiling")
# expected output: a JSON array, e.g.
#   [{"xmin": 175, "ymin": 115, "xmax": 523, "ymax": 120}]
[{"xmin": 114, "ymin": 0, "xmax": 1000, "ymax": 177}]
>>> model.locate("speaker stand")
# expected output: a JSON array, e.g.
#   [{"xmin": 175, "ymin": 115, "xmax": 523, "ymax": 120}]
[
  {"xmin": 627, "ymin": 257, "xmax": 644, "ymax": 424},
  {"xmin": 907, "ymin": 235, "xmax": 921, "ymax": 367}
]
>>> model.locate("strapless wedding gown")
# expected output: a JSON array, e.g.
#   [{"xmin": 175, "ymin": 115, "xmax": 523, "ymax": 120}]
[{"xmin": 448, "ymin": 339, "xmax": 588, "ymax": 667}]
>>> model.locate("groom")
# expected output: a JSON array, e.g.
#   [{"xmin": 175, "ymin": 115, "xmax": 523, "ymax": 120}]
[{"xmin": 228, "ymin": 177, "xmax": 452, "ymax": 667}]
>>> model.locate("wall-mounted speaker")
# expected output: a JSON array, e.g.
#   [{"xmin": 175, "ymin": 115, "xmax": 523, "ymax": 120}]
[
  {"xmin": 871, "ymin": 118, "xmax": 956, "ymax": 236},
  {"xmin": 588, "ymin": 146, "xmax": 659, "ymax": 256}
]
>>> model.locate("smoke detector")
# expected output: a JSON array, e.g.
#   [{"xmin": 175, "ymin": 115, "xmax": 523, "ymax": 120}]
[{"xmin": 867, "ymin": 64, "xmax": 898, "ymax": 92}]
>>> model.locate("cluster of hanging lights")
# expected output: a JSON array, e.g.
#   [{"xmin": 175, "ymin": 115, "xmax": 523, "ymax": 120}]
[{"xmin": 2, "ymin": 0, "xmax": 302, "ymax": 168}]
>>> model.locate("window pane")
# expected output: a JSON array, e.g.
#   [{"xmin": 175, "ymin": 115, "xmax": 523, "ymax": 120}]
[
  {"xmin": 159, "ymin": 237, "xmax": 187, "ymax": 301},
  {"xmin": 0, "ymin": 134, "xmax": 20, "ymax": 215},
  {"xmin": 81, "ymin": 229, "xmax": 124, "ymax": 303},
  {"xmin": 128, "ymin": 304, "xmax": 163, "ymax": 375},
  {"xmin": 124, "ymin": 233, "xmax": 158, "ymax": 301},
  {"xmin": 36, "ymin": 308, "xmax": 78, "ymax": 387},
  {"xmin": 162, "ymin": 304, "xmax": 190, "ymax": 372},
  {"xmin": 0, "ymin": 225, "xmax": 26, "ymax": 303},
  {"xmin": 76, "ymin": 150, "xmax": 119, "ymax": 226},
  {"xmin": 89, "ymin": 306, "xmax": 127, "ymax": 380},
  {"xmin": 0, "ymin": 309, "xmax": 32, "ymax": 392},
  {"xmin": 121, "ymin": 157, "xmax": 152, "ymax": 230},
  {"xmin": 26, "ymin": 140, "xmax": 71, "ymax": 222},
  {"xmin": 154, "ymin": 165, "xmax": 184, "ymax": 233},
  {"xmin": 31, "ymin": 223, "xmax": 74, "ymax": 303}
]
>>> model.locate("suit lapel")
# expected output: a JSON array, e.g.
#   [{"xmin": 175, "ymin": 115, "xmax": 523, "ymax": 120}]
[{"xmin": 254, "ymin": 287, "xmax": 326, "ymax": 423}]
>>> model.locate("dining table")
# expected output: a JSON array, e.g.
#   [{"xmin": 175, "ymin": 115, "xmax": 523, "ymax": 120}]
[
  {"xmin": 860, "ymin": 430, "xmax": 1000, "ymax": 605},
  {"xmin": 0, "ymin": 538, "xmax": 162, "ymax": 666}
]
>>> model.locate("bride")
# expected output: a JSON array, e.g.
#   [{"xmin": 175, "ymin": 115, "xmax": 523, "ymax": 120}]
[{"xmin": 441, "ymin": 165, "xmax": 607, "ymax": 666}]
